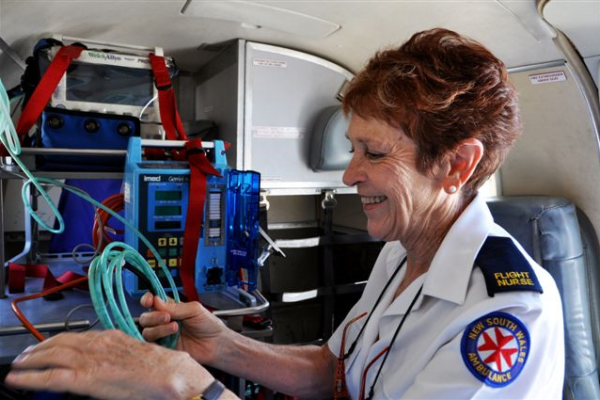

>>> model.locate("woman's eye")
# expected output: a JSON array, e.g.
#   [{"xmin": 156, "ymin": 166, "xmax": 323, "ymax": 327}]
[
  {"xmin": 366, "ymin": 151, "xmax": 384, "ymax": 160},
  {"xmin": 349, "ymin": 147, "xmax": 355, "ymax": 154}
]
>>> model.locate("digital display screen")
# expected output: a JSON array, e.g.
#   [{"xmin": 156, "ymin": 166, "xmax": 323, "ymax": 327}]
[
  {"xmin": 66, "ymin": 62, "xmax": 153, "ymax": 106},
  {"xmin": 155, "ymin": 221, "xmax": 181, "ymax": 230},
  {"xmin": 155, "ymin": 205, "xmax": 182, "ymax": 216},
  {"xmin": 155, "ymin": 191, "xmax": 182, "ymax": 201}
]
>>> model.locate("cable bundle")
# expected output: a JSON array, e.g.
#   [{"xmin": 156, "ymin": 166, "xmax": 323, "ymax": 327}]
[{"xmin": 0, "ymin": 79, "xmax": 180, "ymax": 348}]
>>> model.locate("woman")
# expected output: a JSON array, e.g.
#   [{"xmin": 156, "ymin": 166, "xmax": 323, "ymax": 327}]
[{"xmin": 6, "ymin": 28, "xmax": 564, "ymax": 400}]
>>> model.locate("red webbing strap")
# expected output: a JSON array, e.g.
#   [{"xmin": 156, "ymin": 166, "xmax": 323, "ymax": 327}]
[
  {"xmin": 1, "ymin": 45, "xmax": 84, "ymax": 157},
  {"xmin": 180, "ymin": 139, "xmax": 222, "ymax": 302},
  {"xmin": 7, "ymin": 262, "xmax": 88, "ymax": 294},
  {"xmin": 148, "ymin": 54, "xmax": 188, "ymax": 160}
]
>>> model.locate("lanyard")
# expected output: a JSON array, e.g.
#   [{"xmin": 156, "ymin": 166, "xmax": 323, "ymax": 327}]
[
  {"xmin": 343, "ymin": 256, "xmax": 407, "ymax": 360},
  {"xmin": 362, "ymin": 283, "xmax": 424, "ymax": 400},
  {"xmin": 334, "ymin": 255, "xmax": 407, "ymax": 400}
]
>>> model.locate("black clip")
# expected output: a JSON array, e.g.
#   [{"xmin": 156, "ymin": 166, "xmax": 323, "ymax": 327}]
[
  {"xmin": 154, "ymin": 80, "xmax": 172, "ymax": 91},
  {"xmin": 186, "ymin": 147, "xmax": 206, "ymax": 159}
]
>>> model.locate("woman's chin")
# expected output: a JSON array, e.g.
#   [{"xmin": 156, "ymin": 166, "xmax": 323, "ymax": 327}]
[{"xmin": 366, "ymin": 224, "xmax": 389, "ymax": 241}]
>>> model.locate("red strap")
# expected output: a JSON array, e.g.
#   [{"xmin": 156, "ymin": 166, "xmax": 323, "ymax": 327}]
[
  {"xmin": 7, "ymin": 262, "xmax": 87, "ymax": 294},
  {"xmin": 1, "ymin": 45, "xmax": 84, "ymax": 157},
  {"xmin": 148, "ymin": 54, "xmax": 188, "ymax": 160},
  {"xmin": 180, "ymin": 139, "xmax": 222, "ymax": 302}
]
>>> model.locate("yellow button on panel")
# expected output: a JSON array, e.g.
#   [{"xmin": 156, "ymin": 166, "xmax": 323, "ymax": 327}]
[
  {"xmin": 148, "ymin": 259, "xmax": 156, "ymax": 268},
  {"xmin": 158, "ymin": 238, "xmax": 167, "ymax": 247},
  {"xmin": 168, "ymin": 258, "xmax": 178, "ymax": 268},
  {"xmin": 169, "ymin": 237, "xmax": 178, "ymax": 246}
]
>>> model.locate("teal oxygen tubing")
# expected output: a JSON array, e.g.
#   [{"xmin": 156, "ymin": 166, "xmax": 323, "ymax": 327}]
[{"xmin": 0, "ymin": 78, "xmax": 180, "ymax": 349}]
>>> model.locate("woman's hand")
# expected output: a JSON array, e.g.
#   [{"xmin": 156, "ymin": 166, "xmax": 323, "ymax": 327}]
[
  {"xmin": 139, "ymin": 293, "xmax": 228, "ymax": 365},
  {"xmin": 4, "ymin": 330, "xmax": 221, "ymax": 400}
]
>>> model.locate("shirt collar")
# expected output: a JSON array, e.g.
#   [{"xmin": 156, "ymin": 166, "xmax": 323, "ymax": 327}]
[{"xmin": 421, "ymin": 193, "xmax": 494, "ymax": 305}]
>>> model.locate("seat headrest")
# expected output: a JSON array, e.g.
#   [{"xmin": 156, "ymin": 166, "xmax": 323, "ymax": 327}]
[{"xmin": 309, "ymin": 106, "xmax": 351, "ymax": 171}]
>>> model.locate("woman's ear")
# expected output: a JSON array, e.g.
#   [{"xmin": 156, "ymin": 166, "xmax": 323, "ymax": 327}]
[{"xmin": 441, "ymin": 138, "xmax": 484, "ymax": 194}]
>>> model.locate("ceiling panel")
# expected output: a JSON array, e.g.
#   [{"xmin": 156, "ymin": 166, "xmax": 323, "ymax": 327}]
[
  {"xmin": 544, "ymin": 0, "xmax": 600, "ymax": 58},
  {"xmin": 0, "ymin": 0, "xmax": 565, "ymax": 73}
]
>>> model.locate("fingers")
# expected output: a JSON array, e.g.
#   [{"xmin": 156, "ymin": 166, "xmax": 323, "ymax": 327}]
[
  {"xmin": 5, "ymin": 368, "xmax": 80, "ymax": 394},
  {"xmin": 6, "ymin": 334, "xmax": 95, "ymax": 395},
  {"xmin": 152, "ymin": 297, "xmax": 207, "ymax": 321},
  {"xmin": 11, "ymin": 345, "xmax": 83, "ymax": 371},
  {"xmin": 139, "ymin": 297, "xmax": 206, "ymax": 328},
  {"xmin": 140, "ymin": 292, "xmax": 154, "ymax": 308},
  {"xmin": 140, "ymin": 292, "xmax": 175, "ymax": 308},
  {"xmin": 24, "ymin": 331, "xmax": 101, "ymax": 354},
  {"xmin": 141, "ymin": 321, "xmax": 179, "ymax": 342},
  {"xmin": 139, "ymin": 310, "xmax": 171, "ymax": 328}
]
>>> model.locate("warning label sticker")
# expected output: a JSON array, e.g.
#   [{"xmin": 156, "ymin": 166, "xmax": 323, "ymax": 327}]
[
  {"xmin": 252, "ymin": 126, "xmax": 304, "ymax": 139},
  {"xmin": 529, "ymin": 71, "xmax": 567, "ymax": 85},
  {"xmin": 253, "ymin": 59, "xmax": 287, "ymax": 68}
]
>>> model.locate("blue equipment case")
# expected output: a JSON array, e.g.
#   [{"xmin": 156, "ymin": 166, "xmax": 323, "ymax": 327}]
[
  {"xmin": 123, "ymin": 137, "xmax": 261, "ymax": 299},
  {"xmin": 39, "ymin": 107, "xmax": 139, "ymax": 171}
]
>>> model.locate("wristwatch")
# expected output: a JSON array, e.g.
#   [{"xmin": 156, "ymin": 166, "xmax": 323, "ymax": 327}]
[{"xmin": 189, "ymin": 379, "xmax": 226, "ymax": 400}]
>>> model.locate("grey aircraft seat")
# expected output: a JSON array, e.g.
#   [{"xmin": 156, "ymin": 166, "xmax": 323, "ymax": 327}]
[
  {"xmin": 309, "ymin": 106, "xmax": 351, "ymax": 172},
  {"xmin": 487, "ymin": 196, "xmax": 600, "ymax": 400}
]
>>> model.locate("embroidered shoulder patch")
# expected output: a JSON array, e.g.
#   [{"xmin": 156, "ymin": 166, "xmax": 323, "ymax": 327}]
[
  {"xmin": 461, "ymin": 312, "xmax": 530, "ymax": 387},
  {"xmin": 476, "ymin": 236, "xmax": 543, "ymax": 297}
]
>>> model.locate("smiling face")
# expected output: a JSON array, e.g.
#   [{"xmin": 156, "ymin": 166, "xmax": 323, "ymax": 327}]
[{"xmin": 343, "ymin": 115, "xmax": 446, "ymax": 243}]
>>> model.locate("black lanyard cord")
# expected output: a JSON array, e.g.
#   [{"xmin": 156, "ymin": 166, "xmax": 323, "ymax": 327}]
[
  {"xmin": 344, "ymin": 256, "xmax": 408, "ymax": 360},
  {"xmin": 366, "ymin": 283, "xmax": 424, "ymax": 400}
]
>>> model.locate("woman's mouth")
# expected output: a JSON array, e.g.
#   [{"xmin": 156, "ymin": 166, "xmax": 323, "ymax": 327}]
[{"xmin": 361, "ymin": 195, "xmax": 388, "ymax": 205}]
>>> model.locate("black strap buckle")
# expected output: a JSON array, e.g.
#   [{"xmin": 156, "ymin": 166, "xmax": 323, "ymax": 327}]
[
  {"xmin": 186, "ymin": 147, "xmax": 206, "ymax": 158},
  {"xmin": 154, "ymin": 80, "xmax": 172, "ymax": 91}
]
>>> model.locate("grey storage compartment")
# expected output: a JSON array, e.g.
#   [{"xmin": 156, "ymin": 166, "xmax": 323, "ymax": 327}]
[{"xmin": 195, "ymin": 40, "xmax": 354, "ymax": 195}]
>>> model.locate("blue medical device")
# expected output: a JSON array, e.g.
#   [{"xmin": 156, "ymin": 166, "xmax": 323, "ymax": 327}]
[{"xmin": 123, "ymin": 137, "xmax": 261, "ymax": 298}]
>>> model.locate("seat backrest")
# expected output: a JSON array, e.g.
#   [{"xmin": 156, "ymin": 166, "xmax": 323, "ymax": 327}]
[
  {"xmin": 487, "ymin": 196, "xmax": 600, "ymax": 400},
  {"xmin": 309, "ymin": 105, "xmax": 351, "ymax": 172}
]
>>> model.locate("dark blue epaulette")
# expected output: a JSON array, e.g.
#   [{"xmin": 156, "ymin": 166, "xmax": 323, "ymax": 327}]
[{"xmin": 475, "ymin": 236, "xmax": 543, "ymax": 297}]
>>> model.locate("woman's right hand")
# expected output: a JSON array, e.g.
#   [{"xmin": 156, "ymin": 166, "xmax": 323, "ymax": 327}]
[{"xmin": 138, "ymin": 293, "xmax": 228, "ymax": 365}]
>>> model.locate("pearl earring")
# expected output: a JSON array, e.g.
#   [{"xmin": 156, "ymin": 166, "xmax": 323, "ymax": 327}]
[{"xmin": 449, "ymin": 185, "xmax": 457, "ymax": 194}]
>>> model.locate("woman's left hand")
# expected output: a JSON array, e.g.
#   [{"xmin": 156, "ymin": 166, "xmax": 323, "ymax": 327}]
[{"xmin": 5, "ymin": 329, "xmax": 218, "ymax": 400}]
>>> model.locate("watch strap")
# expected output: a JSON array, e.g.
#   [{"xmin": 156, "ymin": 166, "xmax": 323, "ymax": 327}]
[{"xmin": 196, "ymin": 379, "xmax": 226, "ymax": 400}]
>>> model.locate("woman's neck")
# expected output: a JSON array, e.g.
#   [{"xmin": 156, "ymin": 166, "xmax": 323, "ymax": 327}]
[{"xmin": 394, "ymin": 195, "xmax": 471, "ymax": 298}]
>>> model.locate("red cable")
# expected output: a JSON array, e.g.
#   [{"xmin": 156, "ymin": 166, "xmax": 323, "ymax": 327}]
[
  {"xmin": 92, "ymin": 193, "xmax": 124, "ymax": 251},
  {"xmin": 11, "ymin": 276, "xmax": 89, "ymax": 342}
]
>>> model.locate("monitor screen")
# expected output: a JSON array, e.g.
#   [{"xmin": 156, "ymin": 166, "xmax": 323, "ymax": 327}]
[{"xmin": 66, "ymin": 61, "xmax": 154, "ymax": 107}]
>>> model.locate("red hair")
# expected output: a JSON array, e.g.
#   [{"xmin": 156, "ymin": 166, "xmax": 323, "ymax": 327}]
[{"xmin": 343, "ymin": 28, "xmax": 522, "ymax": 197}]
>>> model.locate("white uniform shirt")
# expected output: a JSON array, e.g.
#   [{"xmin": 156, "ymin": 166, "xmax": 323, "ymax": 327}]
[{"xmin": 328, "ymin": 194, "xmax": 565, "ymax": 399}]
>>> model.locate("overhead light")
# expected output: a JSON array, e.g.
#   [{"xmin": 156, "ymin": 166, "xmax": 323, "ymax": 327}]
[{"xmin": 181, "ymin": 0, "xmax": 341, "ymax": 40}]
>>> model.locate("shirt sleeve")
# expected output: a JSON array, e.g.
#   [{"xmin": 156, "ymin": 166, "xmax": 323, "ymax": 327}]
[{"xmin": 395, "ymin": 301, "xmax": 564, "ymax": 400}]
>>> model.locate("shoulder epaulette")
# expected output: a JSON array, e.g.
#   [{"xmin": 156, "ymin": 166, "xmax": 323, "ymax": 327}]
[{"xmin": 475, "ymin": 236, "xmax": 543, "ymax": 297}]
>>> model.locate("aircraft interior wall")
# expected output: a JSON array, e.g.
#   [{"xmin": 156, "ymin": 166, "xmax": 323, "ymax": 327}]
[{"xmin": 501, "ymin": 64, "xmax": 600, "ymax": 241}]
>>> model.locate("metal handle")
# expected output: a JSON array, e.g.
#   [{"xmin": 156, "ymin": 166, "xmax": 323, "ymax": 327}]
[{"xmin": 213, "ymin": 289, "xmax": 270, "ymax": 317}]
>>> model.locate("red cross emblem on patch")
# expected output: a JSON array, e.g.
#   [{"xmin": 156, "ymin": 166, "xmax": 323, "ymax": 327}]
[{"xmin": 461, "ymin": 312, "xmax": 530, "ymax": 387}]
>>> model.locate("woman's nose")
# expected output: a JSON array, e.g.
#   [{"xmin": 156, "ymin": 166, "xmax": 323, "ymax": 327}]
[{"xmin": 343, "ymin": 157, "xmax": 364, "ymax": 187}]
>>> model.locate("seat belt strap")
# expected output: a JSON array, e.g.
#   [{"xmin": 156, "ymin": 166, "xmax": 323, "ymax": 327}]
[
  {"xmin": 180, "ymin": 139, "xmax": 222, "ymax": 302},
  {"xmin": 148, "ymin": 54, "xmax": 188, "ymax": 160},
  {"xmin": 1, "ymin": 45, "xmax": 84, "ymax": 157},
  {"xmin": 7, "ymin": 262, "xmax": 88, "ymax": 300}
]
